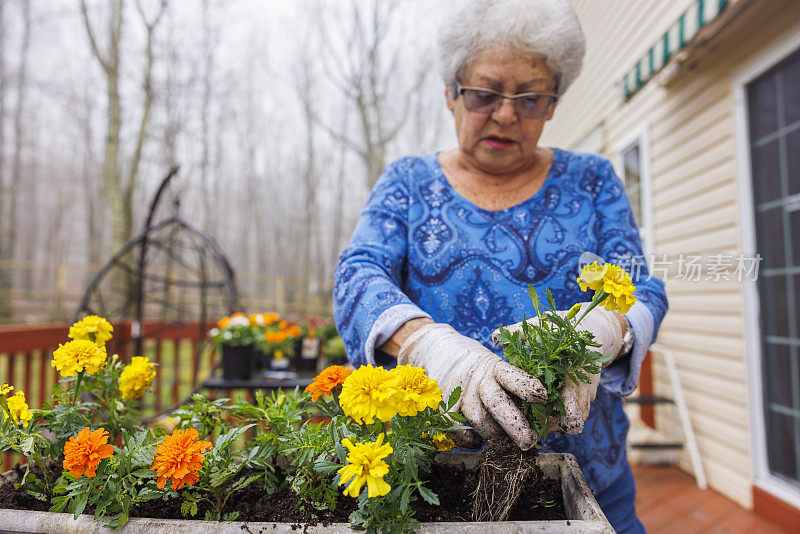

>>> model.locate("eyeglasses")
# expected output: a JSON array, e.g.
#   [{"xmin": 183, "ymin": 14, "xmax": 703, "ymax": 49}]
[{"xmin": 456, "ymin": 84, "xmax": 558, "ymax": 119}]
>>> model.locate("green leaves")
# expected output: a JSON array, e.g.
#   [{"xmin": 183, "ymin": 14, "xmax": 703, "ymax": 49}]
[
  {"xmin": 496, "ymin": 284, "xmax": 615, "ymax": 447},
  {"xmin": 417, "ymin": 485, "xmax": 439, "ymax": 506}
]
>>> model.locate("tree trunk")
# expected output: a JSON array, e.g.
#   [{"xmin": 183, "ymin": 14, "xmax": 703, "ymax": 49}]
[
  {"xmin": 0, "ymin": 1, "xmax": 9, "ymax": 319},
  {"xmin": 4, "ymin": 0, "xmax": 33, "ymax": 310}
]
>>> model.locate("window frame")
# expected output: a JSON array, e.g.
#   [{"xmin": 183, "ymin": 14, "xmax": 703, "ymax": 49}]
[
  {"xmin": 735, "ymin": 25, "xmax": 800, "ymax": 510},
  {"xmin": 614, "ymin": 124, "xmax": 655, "ymax": 256}
]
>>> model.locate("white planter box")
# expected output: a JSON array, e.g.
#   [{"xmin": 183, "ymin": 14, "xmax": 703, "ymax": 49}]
[{"xmin": 0, "ymin": 452, "xmax": 613, "ymax": 533}]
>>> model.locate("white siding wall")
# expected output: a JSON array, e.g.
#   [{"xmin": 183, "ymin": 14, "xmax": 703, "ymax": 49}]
[{"xmin": 542, "ymin": 0, "xmax": 800, "ymax": 508}]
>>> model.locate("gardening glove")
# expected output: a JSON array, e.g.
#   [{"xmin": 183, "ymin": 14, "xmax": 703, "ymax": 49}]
[
  {"xmin": 492, "ymin": 304, "xmax": 624, "ymax": 435},
  {"xmin": 398, "ymin": 323, "xmax": 547, "ymax": 451}
]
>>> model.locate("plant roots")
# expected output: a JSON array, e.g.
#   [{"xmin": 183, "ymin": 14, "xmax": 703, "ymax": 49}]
[{"xmin": 471, "ymin": 433, "xmax": 540, "ymax": 522}]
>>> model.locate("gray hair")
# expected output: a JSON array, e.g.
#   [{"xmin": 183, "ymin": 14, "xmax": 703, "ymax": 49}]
[{"xmin": 438, "ymin": 0, "xmax": 586, "ymax": 95}]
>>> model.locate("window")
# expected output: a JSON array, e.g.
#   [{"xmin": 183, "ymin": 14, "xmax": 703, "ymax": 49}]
[
  {"xmin": 622, "ymin": 143, "xmax": 644, "ymax": 230},
  {"xmin": 747, "ymin": 46, "xmax": 800, "ymax": 489},
  {"xmin": 616, "ymin": 127, "xmax": 653, "ymax": 255}
]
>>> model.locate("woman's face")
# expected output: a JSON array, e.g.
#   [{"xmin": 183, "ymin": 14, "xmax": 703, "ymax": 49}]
[{"xmin": 446, "ymin": 48, "xmax": 557, "ymax": 176}]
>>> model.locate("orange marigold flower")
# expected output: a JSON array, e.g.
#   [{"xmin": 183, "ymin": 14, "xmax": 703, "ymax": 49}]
[
  {"xmin": 285, "ymin": 325, "xmax": 302, "ymax": 338},
  {"xmin": 152, "ymin": 428, "xmax": 212, "ymax": 490},
  {"xmin": 263, "ymin": 312, "xmax": 280, "ymax": 325},
  {"xmin": 217, "ymin": 316, "xmax": 231, "ymax": 329},
  {"xmin": 63, "ymin": 427, "xmax": 114, "ymax": 478},
  {"xmin": 305, "ymin": 365, "xmax": 353, "ymax": 401},
  {"xmin": 264, "ymin": 330, "xmax": 288, "ymax": 344}
]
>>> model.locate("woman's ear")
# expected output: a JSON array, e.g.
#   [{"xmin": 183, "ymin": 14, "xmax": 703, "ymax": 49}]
[{"xmin": 445, "ymin": 86, "xmax": 456, "ymax": 113}]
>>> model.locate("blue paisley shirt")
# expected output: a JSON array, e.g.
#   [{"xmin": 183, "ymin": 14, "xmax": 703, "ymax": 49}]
[{"xmin": 334, "ymin": 149, "xmax": 668, "ymax": 494}]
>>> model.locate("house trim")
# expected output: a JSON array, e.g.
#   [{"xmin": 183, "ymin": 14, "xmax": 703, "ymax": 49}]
[
  {"xmin": 733, "ymin": 21, "xmax": 800, "ymax": 513},
  {"xmin": 613, "ymin": 124, "xmax": 655, "ymax": 256}
]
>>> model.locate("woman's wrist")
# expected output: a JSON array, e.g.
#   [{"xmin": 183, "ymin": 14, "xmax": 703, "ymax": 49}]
[{"xmin": 379, "ymin": 317, "xmax": 436, "ymax": 358}]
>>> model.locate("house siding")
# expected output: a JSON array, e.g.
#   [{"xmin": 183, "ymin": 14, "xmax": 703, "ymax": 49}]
[{"xmin": 542, "ymin": 0, "xmax": 800, "ymax": 508}]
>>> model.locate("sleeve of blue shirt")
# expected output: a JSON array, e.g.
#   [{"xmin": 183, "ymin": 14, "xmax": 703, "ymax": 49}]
[
  {"xmin": 333, "ymin": 159, "xmax": 431, "ymax": 367},
  {"xmin": 591, "ymin": 159, "xmax": 669, "ymax": 396}
]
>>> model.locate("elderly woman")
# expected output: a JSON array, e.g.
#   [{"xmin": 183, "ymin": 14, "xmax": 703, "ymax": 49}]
[{"xmin": 333, "ymin": 0, "xmax": 667, "ymax": 532}]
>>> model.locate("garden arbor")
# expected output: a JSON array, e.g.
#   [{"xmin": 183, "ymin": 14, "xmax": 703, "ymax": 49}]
[{"xmin": 75, "ymin": 168, "xmax": 240, "ymax": 357}]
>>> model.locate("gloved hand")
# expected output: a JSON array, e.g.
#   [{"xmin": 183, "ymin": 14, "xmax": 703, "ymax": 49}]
[
  {"xmin": 398, "ymin": 323, "xmax": 547, "ymax": 450},
  {"xmin": 492, "ymin": 304, "xmax": 624, "ymax": 435}
]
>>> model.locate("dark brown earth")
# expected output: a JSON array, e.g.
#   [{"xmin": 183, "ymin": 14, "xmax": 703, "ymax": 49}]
[
  {"xmin": 0, "ymin": 463, "xmax": 61, "ymax": 512},
  {"xmin": 0, "ymin": 458, "xmax": 565, "ymax": 524}
]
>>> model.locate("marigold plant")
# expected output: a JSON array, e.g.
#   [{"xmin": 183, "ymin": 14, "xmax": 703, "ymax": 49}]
[
  {"xmin": 0, "ymin": 383, "xmax": 13, "ymax": 396},
  {"xmin": 152, "ymin": 428, "xmax": 212, "ymax": 490},
  {"xmin": 305, "ymin": 365, "xmax": 353, "ymax": 401},
  {"xmin": 6, "ymin": 391, "xmax": 32, "ymax": 425},
  {"xmin": 496, "ymin": 261, "xmax": 638, "ymax": 440},
  {"xmin": 119, "ymin": 356, "xmax": 156, "ymax": 400},
  {"xmin": 51, "ymin": 339, "xmax": 107, "ymax": 377},
  {"xmin": 62, "ymin": 427, "xmax": 115, "ymax": 478},
  {"xmin": 337, "ymin": 433, "xmax": 393, "ymax": 498},
  {"xmin": 68, "ymin": 315, "xmax": 114, "ymax": 346},
  {"xmin": 338, "ymin": 364, "xmax": 399, "ymax": 424}
]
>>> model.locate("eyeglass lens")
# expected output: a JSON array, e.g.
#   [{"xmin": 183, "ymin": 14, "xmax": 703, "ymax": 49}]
[{"xmin": 462, "ymin": 89, "xmax": 554, "ymax": 119}]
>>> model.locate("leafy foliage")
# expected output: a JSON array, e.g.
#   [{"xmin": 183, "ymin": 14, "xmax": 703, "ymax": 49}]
[
  {"xmin": 0, "ymin": 318, "xmax": 467, "ymax": 531},
  {"xmin": 494, "ymin": 287, "xmax": 613, "ymax": 441}
]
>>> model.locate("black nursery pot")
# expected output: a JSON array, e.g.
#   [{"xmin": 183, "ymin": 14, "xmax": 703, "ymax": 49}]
[
  {"xmin": 221, "ymin": 344, "xmax": 253, "ymax": 380},
  {"xmin": 294, "ymin": 337, "xmax": 320, "ymax": 372}
]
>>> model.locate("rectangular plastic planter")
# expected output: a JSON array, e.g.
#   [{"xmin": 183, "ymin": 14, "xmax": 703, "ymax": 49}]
[{"xmin": 0, "ymin": 452, "xmax": 613, "ymax": 533}]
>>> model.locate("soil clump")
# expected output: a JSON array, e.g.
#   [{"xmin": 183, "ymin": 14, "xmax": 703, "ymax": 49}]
[{"xmin": 471, "ymin": 433, "xmax": 542, "ymax": 521}]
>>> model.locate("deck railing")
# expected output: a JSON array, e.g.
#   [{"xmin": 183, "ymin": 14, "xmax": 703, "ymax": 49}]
[{"xmin": 0, "ymin": 320, "xmax": 219, "ymax": 470}]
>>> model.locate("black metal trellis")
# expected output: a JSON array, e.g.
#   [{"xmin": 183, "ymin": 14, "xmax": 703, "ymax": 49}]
[{"xmin": 74, "ymin": 167, "xmax": 241, "ymax": 357}]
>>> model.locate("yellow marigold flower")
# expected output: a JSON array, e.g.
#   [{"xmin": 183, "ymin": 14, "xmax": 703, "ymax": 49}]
[
  {"xmin": 263, "ymin": 312, "xmax": 280, "ymax": 325},
  {"xmin": 339, "ymin": 365, "xmax": 399, "ymax": 424},
  {"xmin": 391, "ymin": 365, "xmax": 441, "ymax": 417},
  {"xmin": 63, "ymin": 427, "xmax": 114, "ymax": 478},
  {"xmin": 577, "ymin": 261, "xmax": 607, "ymax": 292},
  {"xmin": 337, "ymin": 433, "xmax": 392, "ymax": 498},
  {"xmin": 430, "ymin": 432, "xmax": 456, "ymax": 452},
  {"xmin": 577, "ymin": 262, "xmax": 637, "ymax": 314},
  {"xmin": 51, "ymin": 339, "xmax": 107, "ymax": 377},
  {"xmin": 7, "ymin": 391, "xmax": 32, "ymax": 425},
  {"xmin": 0, "ymin": 383, "xmax": 13, "ymax": 396},
  {"xmin": 68, "ymin": 315, "xmax": 113, "ymax": 346},
  {"xmin": 119, "ymin": 356, "xmax": 156, "ymax": 400},
  {"xmin": 152, "ymin": 428, "xmax": 212, "ymax": 490},
  {"xmin": 305, "ymin": 365, "xmax": 353, "ymax": 401}
]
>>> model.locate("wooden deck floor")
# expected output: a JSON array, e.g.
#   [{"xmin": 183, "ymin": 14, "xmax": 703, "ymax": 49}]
[{"xmin": 632, "ymin": 464, "xmax": 792, "ymax": 533}]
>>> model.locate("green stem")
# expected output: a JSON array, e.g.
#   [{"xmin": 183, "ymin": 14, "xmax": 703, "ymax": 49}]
[
  {"xmin": 573, "ymin": 290, "xmax": 607, "ymax": 326},
  {"xmin": 72, "ymin": 371, "xmax": 85, "ymax": 407}
]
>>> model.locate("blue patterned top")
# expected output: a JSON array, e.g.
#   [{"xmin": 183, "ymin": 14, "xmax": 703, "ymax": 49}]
[{"xmin": 334, "ymin": 149, "xmax": 668, "ymax": 493}]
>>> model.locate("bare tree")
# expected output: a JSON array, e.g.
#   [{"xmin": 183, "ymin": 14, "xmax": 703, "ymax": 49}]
[
  {"xmin": 312, "ymin": 0, "xmax": 431, "ymax": 190},
  {"xmin": 293, "ymin": 40, "xmax": 321, "ymax": 309},
  {"xmin": 199, "ymin": 0, "xmax": 216, "ymax": 235},
  {"xmin": 13, "ymin": 0, "xmax": 33, "ymax": 292},
  {"xmin": 0, "ymin": 0, "xmax": 8, "ymax": 318},
  {"xmin": 79, "ymin": 0, "xmax": 124, "ymax": 252},
  {"xmin": 80, "ymin": 0, "xmax": 167, "ymax": 313},
  {"xmin": 128, "ymin": 0, "xmax": 168, "ymax": 235},
  {"xmin": 0, "ymin": 0, "xmax": 33, "ymax": 313}
]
